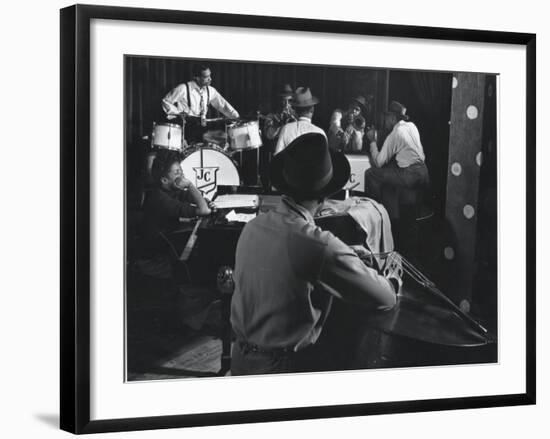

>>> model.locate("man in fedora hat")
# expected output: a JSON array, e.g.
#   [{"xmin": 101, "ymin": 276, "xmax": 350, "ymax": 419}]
[
  {"xmin": 274, "ymin": 87, "xmax": 326, "ymax": 155},
  {"xmin": 364, "ymin": 100, "xmax": 429, "ymax": 217},
  {"xmin": 328, "ymin": 95, "xmax": 370, "ymax": 153},
  {"xmin": 230, "ymin": 133, "xmax": 399, "ymax": 375}
]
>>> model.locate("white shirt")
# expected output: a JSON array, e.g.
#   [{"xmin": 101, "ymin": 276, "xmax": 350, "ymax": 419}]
[
  {"xmin": 274, "ymin": 117, "xmax": 327, "ymax": 155},
  {"xmin": 370, "ymin": 120, "xmax": 425, "ymax": 168},
  {"xmin": 162, "ymin": 80, "xmax": 239, "ymax": 119}
]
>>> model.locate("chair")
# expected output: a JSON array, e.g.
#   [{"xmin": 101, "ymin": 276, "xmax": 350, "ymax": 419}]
[
  {"xmin": 381, "ymin": 184, "xmax": 434, "ymax": 256},
  {"xmin": 157, "ymin": 231, "xmax": 232, "ymax": 376}
]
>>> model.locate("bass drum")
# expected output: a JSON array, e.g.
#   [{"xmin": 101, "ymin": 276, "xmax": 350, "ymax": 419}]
[{"xmin": 180, "ymin": 144, "xmax": 240, "ymax": 200}]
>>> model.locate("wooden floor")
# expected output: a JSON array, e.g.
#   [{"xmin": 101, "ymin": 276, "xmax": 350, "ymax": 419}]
[
  {"xmin": 128, "ymin": 335, "xmax": 224, "ymax": 381},
  {"xmin": 126, "ymin": 267, "xmax": 227, "ymax": 381}
]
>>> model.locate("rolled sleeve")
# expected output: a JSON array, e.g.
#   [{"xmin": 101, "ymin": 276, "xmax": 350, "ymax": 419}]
[
  {"xmin": 209, "ymin": 88, "xmax": 239, "ymax": 118},
  {"xmin": 162, "ymin": 84, "xmax": 189, "ymax": 118}
]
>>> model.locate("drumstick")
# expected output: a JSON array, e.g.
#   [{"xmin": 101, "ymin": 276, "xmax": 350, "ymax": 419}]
[{"xmin": 204, "ymin": 117, "xmax": 239, "ymax": 123}]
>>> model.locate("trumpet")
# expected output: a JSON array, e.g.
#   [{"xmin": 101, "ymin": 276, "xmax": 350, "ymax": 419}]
[
  {"xmin": 280, "ymin": 101, "xmax": 297, "ymax": 124},
  {"xmin": 352, "ymin": 114, "xmax": 366, "ymax": 131},
  {"xmin": 344, "ymin": 112, "xmax": 366, "ymax": 131}
]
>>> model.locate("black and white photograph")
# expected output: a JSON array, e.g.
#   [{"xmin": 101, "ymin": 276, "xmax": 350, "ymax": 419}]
[
  {"xmin": 125, "ymin": 56, "xmax": 498, "ymax": 380},
  {"xmin": 53, "ymin": 2, "xmax": 538, "ymax": 435},
  {"xmin": 2, "ymin": 0, "xmax": 547, "ymax": 435}
]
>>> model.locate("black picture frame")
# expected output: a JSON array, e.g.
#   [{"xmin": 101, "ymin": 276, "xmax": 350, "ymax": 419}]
[{"xmin": 60, "ymin": 4, "xmax": 536, "ymax": 434}]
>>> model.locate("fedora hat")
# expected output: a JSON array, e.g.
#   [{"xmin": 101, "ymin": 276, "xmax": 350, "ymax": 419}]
[
  {"xmin": 290, "ymin": 87, "xmax": 320, "ymax": 107},
  {"xmin": 270, "ymin": 133, "xmax": 350, "ymax": 200},
  {"xmin": 350, "ymin": 95, "xmax": 368, "ymax": 111},
  {"xmin": 385, "ymin": 100, "xmax": 409, "ymax": 121},
  {"xmin": 278, "ymin": 83, "xmax": 294, "ymax": 97}
]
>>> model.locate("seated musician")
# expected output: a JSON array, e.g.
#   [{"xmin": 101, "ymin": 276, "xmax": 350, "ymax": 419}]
[
  {"xmin": 161, "ymin": 64, "xmax": 240, "ymax": 143},
  {"xmin": 328, "ymin": 95, "xmax": 369, "ymax": 153},
  {"xmin": 364, "ymin": 101, "xmax": 430, "ymax": 219},
  {"xmin": 230, "ymin": 133, "xmax": 400, "ymax": 375},
  {"xmin": 141, "ymin": 150, "xmax": 212, "ymax": 255},
  {"xmin": 274, "ymin": 87, "xmax": 326, "ymax": 155}
]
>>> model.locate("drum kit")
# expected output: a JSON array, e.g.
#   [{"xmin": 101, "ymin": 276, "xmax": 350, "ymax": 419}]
[{"xmin": 149, "ymin": 117, "xmax": 263, "ymax": 199}]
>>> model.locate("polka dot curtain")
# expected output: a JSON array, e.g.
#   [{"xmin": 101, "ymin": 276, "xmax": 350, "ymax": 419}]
[{"xmin": 445, "ymin": 73, "xmax": 488, "ymax": 308}]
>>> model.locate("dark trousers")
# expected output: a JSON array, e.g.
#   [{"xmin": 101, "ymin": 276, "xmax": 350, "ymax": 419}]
[
  {"xmin": 364, "ymin": 162, "xmax": 429, "ymax": 220},
  {"xmin": 230, "ymin": 341, "xmax": 327, "ymax": 376},
  {"xmin": 184, "ymin": 117, "xmax": 207, "ymax": 144}
]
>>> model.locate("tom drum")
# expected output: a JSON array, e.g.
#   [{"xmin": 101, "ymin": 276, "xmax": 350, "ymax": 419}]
[
  {"xmin": 227, "ymin": 120, "xmax": 262, "ymax": 152},
  {"xmin": 151, "ymin": 122, "xmax": 184, "ymax": 151}
]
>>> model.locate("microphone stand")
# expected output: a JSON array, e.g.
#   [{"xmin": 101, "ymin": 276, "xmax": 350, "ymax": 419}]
[{"xmin": 255, "ymin": 110, "xmax": 262, "ymax": 187}]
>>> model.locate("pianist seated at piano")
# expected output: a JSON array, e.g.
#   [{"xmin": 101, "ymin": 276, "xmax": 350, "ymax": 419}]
[{"xmin": 141, "ymin": 149, "xmax": 212, "ymax": 256}]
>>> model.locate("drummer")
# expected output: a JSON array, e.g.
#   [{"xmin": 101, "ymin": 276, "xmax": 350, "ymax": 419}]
[{"xmin": 162, "ymin": 64, "xmax": 240, "ymax": 144}]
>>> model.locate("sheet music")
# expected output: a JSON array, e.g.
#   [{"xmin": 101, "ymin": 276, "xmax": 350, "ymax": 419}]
[
  {"xmin": 225, "ymin": 210, "xmax": 256, "ymax": 223},
  {"xmin": 213, "ymin": 194, "xmax": 259, "ymax": 209}
]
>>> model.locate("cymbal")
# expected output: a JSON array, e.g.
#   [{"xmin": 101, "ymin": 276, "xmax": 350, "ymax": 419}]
[
  {"xmin": 202, "ymin": 129, "xmax": 227, "ymax": 145},
  {"xmin": 240, "ymin": 112, "xmax": 269, "ymax": 120}
]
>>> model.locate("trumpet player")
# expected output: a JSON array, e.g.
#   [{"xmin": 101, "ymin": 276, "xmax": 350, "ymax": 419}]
[
  {"xmin": 264, "ymin": 84, "xmax": 297, "ymax": 141},
  {"xmin": 328, "ymin": 96, "xmax": 369, "ymax": 153}
]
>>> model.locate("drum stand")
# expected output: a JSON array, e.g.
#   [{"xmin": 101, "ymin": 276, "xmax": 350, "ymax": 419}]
[
  {"xmin": 254, "ymin": 147, "xmax": 261, "ymax": 187},
  {"xmin": 223, "ymin": 121, "xmax": 231, "ymax": 152},
  {"xmin": 180, "ymin": 114, "xmax": 189, "ymax": 150},
  {"xmin": 221, "ymin": 119, "xmax": 262, "ymax": 188},
  {"xmin": 254, "ymin": 113, "xmax": 262, "ymax": 188}
]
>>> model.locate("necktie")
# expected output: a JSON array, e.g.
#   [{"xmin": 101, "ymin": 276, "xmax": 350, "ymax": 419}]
[{"xmin": 200, "ymin": 90, "xmax": 206, "ymax": 117}]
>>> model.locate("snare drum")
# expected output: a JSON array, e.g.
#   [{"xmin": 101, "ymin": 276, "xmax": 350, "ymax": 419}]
[
  {"xmin": 180, "ymin": 145, "xmax": 240, "ymax": 200},
  {"xmin": 227, "ymin": 120, "xmax": 262, "ymax": 151},
  {"xmin": 151, "ymin": 122, "xmax": 184, "ymax": 151}
]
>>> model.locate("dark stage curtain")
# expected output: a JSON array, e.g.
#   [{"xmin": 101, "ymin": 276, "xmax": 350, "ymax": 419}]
[
  {"xmin": 125, "ymin": 56, "xmax": 388, "ymax": 206},
  {"xmin": 409, "ymin": 72, "xmax": 450, "ymax": 112}
]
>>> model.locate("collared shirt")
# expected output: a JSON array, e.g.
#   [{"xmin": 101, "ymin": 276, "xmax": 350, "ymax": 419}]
[
  {"xmin": 162, "ymin": 80, "xmax": 239, "ymax": 120},
  {"xmin": 370, "ymin": 120, "xmax": 425, "ymax": 168},
  {"xmin": 274, "ymin": 117, "xmax": 327, "ymax": 155},
  {"xmin": 230, "ymin": 196, "xmax": 397, "ymax": 351}
]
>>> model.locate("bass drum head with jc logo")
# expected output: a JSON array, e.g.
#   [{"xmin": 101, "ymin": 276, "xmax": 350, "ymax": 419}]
[{"xmin": 180, "ymin": 145, "xmax": 240, "ymax": 200}]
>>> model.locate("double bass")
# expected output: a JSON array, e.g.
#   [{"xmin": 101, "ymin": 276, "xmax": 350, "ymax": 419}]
[{"xmin": 315, "ymin": 214, "xmax": 497, "ymax": 371}]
